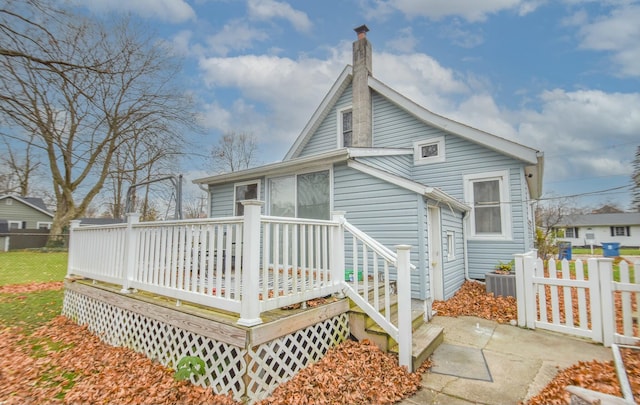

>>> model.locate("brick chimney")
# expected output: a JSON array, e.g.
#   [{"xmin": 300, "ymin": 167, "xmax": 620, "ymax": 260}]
[{"xmin": 351, "ymin": 24, "xmax": 372, "ymax": 147}]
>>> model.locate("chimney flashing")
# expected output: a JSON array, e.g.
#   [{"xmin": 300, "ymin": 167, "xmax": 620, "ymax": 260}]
[{"xmin": 354, "ymin": 24, "xmax": 369, "ymax": 40}]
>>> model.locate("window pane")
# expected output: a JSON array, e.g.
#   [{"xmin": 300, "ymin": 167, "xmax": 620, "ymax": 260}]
[
  {"xmin": 421, "ymin": 144, "xmax": 438, "ymax": 158},
  {"xmin": 475, "ymin": 207, "xmax": 502, "ymax": 233},
  {"xmin": 235, "ymin": 183, "xmax": 258, "ymax": 215},
  {"xmin": 342, "ymin": 111, "xmax": 352, "ymax": 147},
  {"xmin": 473, "ymin": 180, "xmax": 501, "ymax": 234},
  {"xmin": 615, "ymin": 226, "xmax": 625, "ymax": 236},
  {"xmin": 297, "ymin": 171, "xmax": 330, "ymax": 219},
  {"xmin": 473, "ymin": 180, "xmax": 500, "ymax": 204},
  {"xmin": 269, "ymin": 176, "xmax": 295, "ymax": 217}
]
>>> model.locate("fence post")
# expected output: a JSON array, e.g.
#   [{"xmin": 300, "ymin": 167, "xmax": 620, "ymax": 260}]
[
  {"xmin": 238, "ymin": 200, "xmax": 264, "ymax": 327},
  {"xmin": 396, "ymin": 244, "xmax": 412, "ymax": 372},
  {"xmin": 331, "ymin": 211, "xmax": 346, "ymax": 297},
  {"xmin": 120, "ymin": 213, "xmax": 140, "ymax": 293},
  {"xmin": 514, "ymin": 253, "xmax": 527, "ymax": 327},
  {"xmin": 524, "ymin": 255, "xmax": 537, "ymax": 329},
  {"xmin": 597, "ymin": 258, "xmax": 614, "ymax": 347},
  {"xmin": 67, "ymin": 220, "xmax": 82, "ymax": 277}
]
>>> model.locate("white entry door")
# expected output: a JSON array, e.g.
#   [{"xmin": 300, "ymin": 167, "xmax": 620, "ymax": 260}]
[{"xmin": 428, "ymin": 206, "xmax": 444, "ymax": 301}]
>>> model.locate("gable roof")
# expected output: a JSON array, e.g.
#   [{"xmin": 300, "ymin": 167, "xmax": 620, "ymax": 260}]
[
  {"xmin": 284, "ymin": 65, "xmax": 543, "ymax": 165},
  {"xmin": 0, "ymin": 195, "xmax": 53, "ymax": 217},
  {"xmin": 559, "ymin": 212, "xmax": 640, "ymax": 227}
]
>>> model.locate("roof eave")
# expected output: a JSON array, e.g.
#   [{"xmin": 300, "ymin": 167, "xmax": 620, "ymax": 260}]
[
  {"xmin": 284, "ymin": 66, "xmax": 353, "ymax": 160},
  {"xmin": 193, "ymin": 149, "xmax": 350, "ymax": 186},
  {"xmin": 367, "ymin": 77, "xmax": 541, "ymax": 165}
]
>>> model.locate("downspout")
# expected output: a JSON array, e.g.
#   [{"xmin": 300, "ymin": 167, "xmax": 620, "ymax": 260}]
[{"xmin": 462, "ymin": 210, "xmax": 480, "ymax": 283}]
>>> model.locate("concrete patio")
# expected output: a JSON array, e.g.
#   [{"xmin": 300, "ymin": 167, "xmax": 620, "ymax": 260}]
[{"xmin": 400, "ymin": 315, "xmax": 614, "ymax": 405}]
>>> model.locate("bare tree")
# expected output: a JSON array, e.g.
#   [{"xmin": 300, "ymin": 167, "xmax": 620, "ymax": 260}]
[
  {"xmin": 0, "ymin": 1, "xmax": 198, "ymax": 243},
  {"xmin": 1, "ymin": 135, "xmax": 41, "ymax": 196},
  {"xmin": 103, "ymin": 127, "xmax": 181, "ymax": 219},
  {"xmin": 534, "ymin": 197, "xmax": 577, "ymax": 259},
  {"xmin": 210, "ymin": 132, "xmax": 260, "ymax": 173}
]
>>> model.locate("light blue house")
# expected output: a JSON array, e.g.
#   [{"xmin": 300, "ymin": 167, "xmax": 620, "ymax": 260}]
[{"xmin": 194, "ymin": 26, "xmax": 544, "ymax": 302}]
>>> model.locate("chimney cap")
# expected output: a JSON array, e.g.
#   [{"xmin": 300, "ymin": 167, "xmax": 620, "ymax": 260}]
[{"xmin": 354, "ymin": 24, "xmax": 369, "ymax": 35}]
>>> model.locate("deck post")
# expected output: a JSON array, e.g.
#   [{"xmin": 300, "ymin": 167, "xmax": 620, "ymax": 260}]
[
  {"xmin": 396, "ymin": 244, "xmax": 412, "ymax": 372},
  {"xmin": 120, "ymin": 213, "xmax": 140, "ymax": 293},
  {"xmin": 67, "ymin": 220, "xmax": 82, "ymax": 277},
  {"xmin": 238, "ymin": 200, "xmax": 264, "ymax": 326},
  {"xmin": 331, "ymin": 211, "xmax": 346, "ymax": 297}
]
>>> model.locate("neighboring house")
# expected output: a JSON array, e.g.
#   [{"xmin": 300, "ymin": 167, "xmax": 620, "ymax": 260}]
[
  {"xmin": 556, "ymin": 212, "xmax": 640, "ymax": 248},
  {"xmin": 194, "ymin": 26, "xmax": 544, "ymax": 301},
  {"xmin": 0, "ymin": 194, "xmax": 53, "ymax": 230}
]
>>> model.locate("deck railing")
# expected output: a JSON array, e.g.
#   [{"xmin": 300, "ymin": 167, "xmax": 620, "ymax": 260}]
[{"xmin": 68, "ymin": 200, "xmax": 415, "ymax": 370}]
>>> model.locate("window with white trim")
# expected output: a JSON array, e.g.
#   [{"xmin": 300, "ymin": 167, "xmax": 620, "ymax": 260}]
[
  {"xmin": 565, "ymin": 227, "xmax": 579, "ymax": 238},
  {"xmin": 339, "ymin": 108, "xmax": 353, "ymax": 147},
  {"xmin": 611, "ymin": 226, "xmax": 630, "ymax": 237},
  {"xmin": 268, "ymin": 169, "xmax": 331, "ymax": 220},
  {"xmin": 234, "ymin": 180, "xmax": 259, "ymax": 216},
  {"xmin": 8, "ymin": 221, "xmax": 22, "ymax": 230},
  {"xmin": 414, "ymin": 137, "xmax": 445, "ymax": 165},
  {"xmin": 464, "ymin": 171, "xmax": 512, "ymax": 240},
  {"xmin": 446, "ymin": 231, "xmax": 455, "ymax": 260},
  {"xmin": 37, "ymin": 222, "xmax": 52, "ymax": 230},
  {"xmin": 5, "ymin": 199, "xmax": 13, "ymax": 205}
]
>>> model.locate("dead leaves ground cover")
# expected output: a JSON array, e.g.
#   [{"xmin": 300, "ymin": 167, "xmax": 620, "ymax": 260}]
[
  {"xmin": 0, "ymin": 282, "xmax": 428, "ymax": 405},
  {"xmin": 3, "ymin": 280, "xmax": 639, "ymax": 405}
]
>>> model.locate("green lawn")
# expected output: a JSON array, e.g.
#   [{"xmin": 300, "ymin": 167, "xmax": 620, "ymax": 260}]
[
  {"xmin": 0, "ymin": 250, "xmax": 68, "ymax": 285},
  {"xmin": 0, "ymin": 250, "xmax": 68, "ymax": 332},
  {"xmin": 571, "ymin": 247, "xmax": 640, "ymax": 256}
]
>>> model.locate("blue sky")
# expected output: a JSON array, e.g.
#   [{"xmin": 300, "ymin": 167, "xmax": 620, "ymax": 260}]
[{"xmin": 75, "ymin": 0, "xmax": 640, "ymax": 210}]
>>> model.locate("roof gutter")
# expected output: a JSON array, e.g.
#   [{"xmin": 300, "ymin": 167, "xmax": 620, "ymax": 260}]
[{"xmin": 193, "ymin": 149, "xmax": 350, "ymax": 186}]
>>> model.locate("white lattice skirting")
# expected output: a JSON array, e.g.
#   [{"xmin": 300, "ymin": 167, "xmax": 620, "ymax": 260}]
[{"xmin": 62, "ymin": 287, "xmax": 350, "ymax": 403}]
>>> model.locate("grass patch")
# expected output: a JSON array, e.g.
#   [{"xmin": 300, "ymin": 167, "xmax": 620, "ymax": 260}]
[
  {"xmin": 0, "ymin": 289, "xmax": 64, "ymax": 333},
  {"xmin": 0, "ymin": 251, "xmax": 68, "ymax": 285},
  {"xmin": 571, "ymin": 247, "xmax": 640, "ymax": 256}
]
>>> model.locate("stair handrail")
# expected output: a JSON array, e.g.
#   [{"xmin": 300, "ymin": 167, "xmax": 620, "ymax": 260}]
[
  {"xmin": 340, "ymin": 220, "xmax": 414, "ymax": 370},
  {"xmin": 342, "ymin": 220, "xmax": 416, "ymax": 270}
]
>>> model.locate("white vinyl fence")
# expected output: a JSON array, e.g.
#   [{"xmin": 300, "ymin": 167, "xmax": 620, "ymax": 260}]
[{"xmin": 514, "ymin": 252, "xmax": 640, "ymax": 347}]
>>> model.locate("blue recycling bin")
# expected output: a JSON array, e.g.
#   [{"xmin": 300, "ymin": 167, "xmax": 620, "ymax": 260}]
[
  {"xmin": 558, "ymin": 241, "xmax": 572, "ymax": 260},
  {"xmin": 602, "ymin": 242, "xmax": 620, "ymax": 257}
]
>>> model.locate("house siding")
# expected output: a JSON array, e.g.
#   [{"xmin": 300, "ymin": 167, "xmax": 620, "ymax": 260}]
[
  {"xmin": 209, "ymin": 180, "xmax": 265, "ymax": 217},
  {"xmin": 438, "ymin": 206, "xmax": 465, "ymax": 299},
  {"xmin": 333, "ymin": 163, "xmax": 426, "ymax": 298},
  {"xmin": 354, "ymin": 155, "xmax": 412, "ymax": 178},
  {"xmin": 298, "ymin": 86, "xmax": 353, "ymax": 158},
  {"xmin": 0, "ymin": 198, "xmax": 52, "ymax": 229},
  {"xmin": 368, "ymin": 93, "xmax": 531, "ymax": 278},
  {"xmin": 560, "ymin": 225, "xmax": 640, "ymax": 248}
]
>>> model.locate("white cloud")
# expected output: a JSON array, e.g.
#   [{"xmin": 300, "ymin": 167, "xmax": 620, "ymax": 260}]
[
  {"xmin": 197, "ymin": 46, "xmax": 474, "ymax": 148},
  {"xmin": 247, "ymin": 0, "xmax": 312, "ymax": 32},
  {"xmin": 365, "ymin": 0, "xmax": 533, "ymax": 22},
  {"xmin": 385, "ymin": 27, "xmax": 418, "ymax": 53},
  {"xmin": 77, "ymin": 0, "xmax": 195, "ymax": 23},
  {"xmin": 575, "ymin": 4, "xmax": 640, "ymax": 77},
  {"xmin": 206, "ymin": 20, "xmax": 269, "ymax": 56},
  {"xmin": 515, "ymin": 89, "xmax": 640, "ymax": 180},
  {"xmin": 198, "ymin": 50, "xmax": 348, "ymax": 145}
]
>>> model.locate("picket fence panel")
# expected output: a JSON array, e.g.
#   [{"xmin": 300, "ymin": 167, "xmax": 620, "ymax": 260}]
[{"xmin": 515, "ymin": 253, "xmax": 640, "ymax": 347}]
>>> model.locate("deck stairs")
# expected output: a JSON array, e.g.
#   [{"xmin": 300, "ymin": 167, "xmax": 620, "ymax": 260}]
[{"xmin": 347, "ymin": 285, "xmax": 443, "ymax": 371}]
